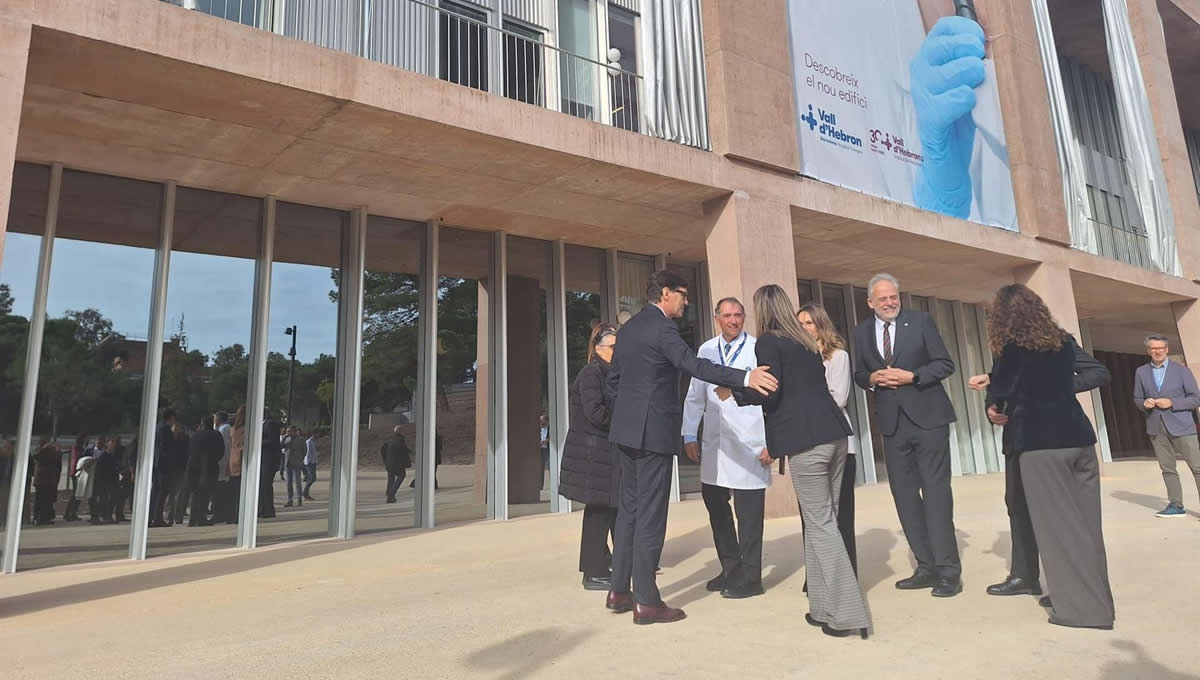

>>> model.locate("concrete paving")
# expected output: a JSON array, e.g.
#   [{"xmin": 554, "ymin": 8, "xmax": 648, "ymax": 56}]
[{"xmin": 1, "ymin": 459, "xmax": 1197, "ymax": 680}]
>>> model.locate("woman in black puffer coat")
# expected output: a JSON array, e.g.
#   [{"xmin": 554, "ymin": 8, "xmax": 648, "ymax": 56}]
[{"xmin": 560, "ymin": 322, "xmax": 620, "ymax": 591}]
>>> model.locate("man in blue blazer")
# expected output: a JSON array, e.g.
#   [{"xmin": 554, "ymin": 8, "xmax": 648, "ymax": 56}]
[{"xmin": 1134, "ymin": 335, "xmax": 1200, "ymax": 518}]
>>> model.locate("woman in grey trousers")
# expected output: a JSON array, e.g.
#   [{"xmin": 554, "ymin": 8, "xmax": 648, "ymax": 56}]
[
  {"xmin": 985, "ymin": 284, "xmax": 1115, "ymax": 630},
  {"xmin": 730, "ymin": 284, "xmax": 869, "ymax": 639}
]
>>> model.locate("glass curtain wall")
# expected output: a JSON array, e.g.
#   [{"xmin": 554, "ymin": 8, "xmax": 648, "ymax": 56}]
[
  {"xmin": 355, "ymin": 217, "xmax": 424, "ymax": 535},
  {"xmin": 564, "ymin": 245, "xmax": 605, "ymax": 388},
  {"xmin": 435, "ymin": 227, "xmax": 492, "ymax": 523},
  {"xmin": 1, "ymin": 163, "xmax": 50, "ymax": 566},
  {"xmin": 506, "ymin": 236, "xmax": 554, "ymax": 517},
  {"xmin": 17, "ymin": 170, "xmax": 161, "ymax": 571},
  {"xmin": 256, "ymin": 202, "xmax": 346, "ymax": 547},
  {"xmin": 616, "ymin": 254, "xmax": 653, "ymax": 324},
  {"xmin": 149, "ymin": 188, "xmax": 259, "ymax": 556},
  {"xmin": 607, "ymin": 5, "xmax": 640, "ymax": 131},
  {"xmin": 558, "ymin": 0, "xmax": 599, "ymax": 119},
  {"xmin": 668, "ymin": 262, "xmax": 702, "ymax": 496}
]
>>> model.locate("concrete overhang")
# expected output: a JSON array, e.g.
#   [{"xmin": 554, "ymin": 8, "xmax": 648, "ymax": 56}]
[{"xmin": 15, "ymin": 0, "xmax": 731, "ymax": 259}]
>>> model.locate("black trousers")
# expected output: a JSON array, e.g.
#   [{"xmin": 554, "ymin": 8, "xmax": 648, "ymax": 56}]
[
  {"xmin": 701, "ymin": 483, "xmax": 765, "ymax": 583},
  {"xmin": 386, "ymin": 471, "xmax": 407, "ymax": 500},
  {"xmin": 883, "ymin": 413, "xmax": 961, "ymax": 579},
  {"xmin": 33, "ymin": 484, "xmax": 56, "ymax": 523},
  {"xmin": 149, "ymin": 470, "xmax": 168, "ymax": 523},
  {"xmin": 187, "ymin": 484, "xmax": 211, "ymax": 526},
  {"xmin": 579, "ymin": 503, "xmax": 617, "ymax": 576},
  {"xmin": 258, "ymin": 466, "xmax": 276, "ymax": 517},
  {"xmin": 227, "ymin": 476, "xmax": 242, "ymax": 522},
  {"xmin": 1005, "ymin": 453, "xmax": 1039, "ymax": 582},
  {"xmin": 611, "ymin": 445, "xmax": 673, "ymax": 606}
]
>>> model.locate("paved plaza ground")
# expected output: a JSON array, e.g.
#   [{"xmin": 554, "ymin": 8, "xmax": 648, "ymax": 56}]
[{"xmin": 1, "ymin": 459, "xmax": 1198, "ymax": 679}]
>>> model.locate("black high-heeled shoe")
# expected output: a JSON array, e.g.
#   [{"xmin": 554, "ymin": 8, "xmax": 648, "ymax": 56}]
[
  {"xmin": 821, "ymin": 623, "xmax": 869, "ymax": 640},
  {"xmin": 804, "ymin": 613, "xmax": 823, "ymax": 628}
]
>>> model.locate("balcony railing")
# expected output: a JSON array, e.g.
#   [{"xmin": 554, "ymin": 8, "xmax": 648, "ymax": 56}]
[
  {"xmin": 1090, "ymin": 218, "xmax": 1151, "ymax": 270},
  {"xmin": 164, "ymin": 0, "xmax": 646, "ymax": 138}
]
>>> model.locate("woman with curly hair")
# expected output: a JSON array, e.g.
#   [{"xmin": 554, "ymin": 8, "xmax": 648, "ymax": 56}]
[{"xmin": 986, "ymin": 283, "xmax": 1114, "ymax": 630}]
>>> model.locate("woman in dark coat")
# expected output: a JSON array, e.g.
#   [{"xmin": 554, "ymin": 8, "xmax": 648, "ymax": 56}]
[
  {"xmin": 985, "ymin": 284, "xmax": 1114, "ymax": 630},
  {"xmin": 559, "ymin": 322, "xmax": 619, "ymax": 591}
]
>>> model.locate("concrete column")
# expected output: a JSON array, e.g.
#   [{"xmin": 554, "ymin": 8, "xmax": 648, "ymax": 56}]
[
  {"xmin": 700, "ymin": 0, "xmax": 800, "ymax": 172},
  {"xmin": 0, "ymin": 10, "xmax": 32, "ymax": 263},
  {"xmin": 1013, "ymin": 262, "xmax": 1099, "ymax": 427},
  {"xmin": 1170, "ymin": 298, "xmax": 1200, "ymax": 379},
  {"xmin": 975, "ymin": 0, "xmax": 1071, "ymax": 245},
  {"xmin": 1126, "ymin": 0, "xmax": 1200, "ymax": 279},
  {"xmin": 704, "ymin": 193, "xmax": 799, "ymax": 518},
  {"xmin": 506, "ymin": 275, "xmax": 543, "ymax": 504}
]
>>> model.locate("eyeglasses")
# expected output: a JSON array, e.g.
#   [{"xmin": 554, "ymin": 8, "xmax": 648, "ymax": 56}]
[
  {"xmin": 672, "ymin": 288, "xmax": 689, "ymax": 301},
  {"xmin": 597, "ymin": 342, "xmax": 616, "ymax": 350}
]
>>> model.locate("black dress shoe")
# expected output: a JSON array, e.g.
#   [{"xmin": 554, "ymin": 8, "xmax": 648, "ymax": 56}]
[
  {"xmin": 821, "ymin": 623, "xmax": 869, "ymax": 640},
  {"xmin": 705, "ymin": 574, "xmax": 726, "ymax": 592},
  {"xmin": 895, "ymin": 571, "xmax": 937, "ymax": 590},
  {"xmin": 1038, "ymin": 595, "xmax": 1053, "ymax": 608},
  {"xmin": 721, "ymin": 580, "xmax": 764, "ymax": 599},
  {"xmin": 986, "ymin": 575, "xmax": 1042, "ymax": 596},
  {"xmin": 582, "ymin": 574, "xmax": 612, "ymax": 591},
  {"xmin": 932, "ymin": 577, "xmax": 963, "ymax": 598}
]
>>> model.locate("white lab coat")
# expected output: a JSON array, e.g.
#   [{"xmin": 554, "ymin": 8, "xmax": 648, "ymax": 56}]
[{"xmin": 681, "ymin": 334, "xmax": 770, "ymax": 490}]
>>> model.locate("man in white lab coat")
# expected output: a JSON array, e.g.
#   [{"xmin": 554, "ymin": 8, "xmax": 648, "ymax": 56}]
[{"xmin": 682, "ymin": 297, "xmax": 772, "ymax": 599}]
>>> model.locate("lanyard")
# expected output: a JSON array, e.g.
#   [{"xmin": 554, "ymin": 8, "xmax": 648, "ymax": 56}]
[{"xmin": 719, "ymin": 333, "xmax": 748, "ymax": 367}]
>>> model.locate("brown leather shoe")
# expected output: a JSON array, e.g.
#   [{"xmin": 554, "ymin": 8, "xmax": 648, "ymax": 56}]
[
  {"xmin": 606, "ymin": 591, "xmax": 634, "ymax": 613},
  {"xmin": 633, "ymin": 602, "xmax": 687, "ymax": 625}
]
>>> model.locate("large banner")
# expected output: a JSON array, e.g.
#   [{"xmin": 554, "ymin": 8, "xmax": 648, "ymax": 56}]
[{"xmin": 787, "ymin": 0, "xmax": 1018, "ymax": 231}]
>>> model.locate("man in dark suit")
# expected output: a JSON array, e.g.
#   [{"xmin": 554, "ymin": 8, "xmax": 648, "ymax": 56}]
[
  {"xmin": 605, "ymin": 270, "xmax": 777, "ymax": 625},
  {"xmin": 149, "ymin": 408, "xmax": 177, "ymax": 528},
  {"xmin": 1133, "ymin": 335, "xmax": 1200, "ymax": 518},
  {"xmin": 852, "ymin": 273, "xmax": 961, "ymax": 597},
  {"xmin": 970, "ymin": 339, "xmax": 1110, "ymax": 603}
]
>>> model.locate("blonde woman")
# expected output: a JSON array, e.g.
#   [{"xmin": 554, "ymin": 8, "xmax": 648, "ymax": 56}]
[
  {"xmin": 730, "ymin": 285, "xmax": 869, "ymax": 639},
  {"xmin": 798, "ymin": 302, "xmax": 858, "ymax": 573}
]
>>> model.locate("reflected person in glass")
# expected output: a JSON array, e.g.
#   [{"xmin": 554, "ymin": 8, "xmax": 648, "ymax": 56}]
[{"xmin": 559, "ymin": 323, "xmax": 619, "ymax": 591}]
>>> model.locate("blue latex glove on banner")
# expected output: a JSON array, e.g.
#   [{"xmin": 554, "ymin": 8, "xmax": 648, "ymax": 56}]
[{"xmin": 910, "ymin": 16, "xmax": 987, "ymax": 219}]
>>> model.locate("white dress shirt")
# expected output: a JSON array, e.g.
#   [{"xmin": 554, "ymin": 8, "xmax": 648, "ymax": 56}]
[
  {"xmin": 304, "ymin": 438, "xmax": 319, "ymax": 466},
  {"xmin": 874, "ymin": 315, "xmax": 899, "ymax": 362},
  {"xmin": 656, "ymin": 304, "xmax": 753, "ymax": 387},
  {"xmin": 217, "ymin": 423, "xmax": 232, "ymax": 482},
  {"xmin": 681, "ymin": 333, "xmax": 770, "ymax": 490}
]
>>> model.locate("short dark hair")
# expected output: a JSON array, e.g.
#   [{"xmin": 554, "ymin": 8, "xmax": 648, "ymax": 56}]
[
  {"xmin": 160, "ymin": 408, "xmax": 176, "ymax": 422},
  {"xmin": 646, "ymin": 269, "xmax": 689, "ymax": 303},
  {"xmin": 200, "ymin": 415, "xmax": 214, "ymax": 430},
  {"xmin": 215, "ymin": 411, "xmax": 229, "ymax": 425},
  {"xmin": 713, "ymin": 297, "xmax": 744, "ymax": 316}
]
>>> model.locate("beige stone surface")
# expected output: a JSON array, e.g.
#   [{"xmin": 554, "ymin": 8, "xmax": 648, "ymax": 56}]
[{"xmin": 1, "ymin": 461, "xmax": 1196, "ymax": 679}]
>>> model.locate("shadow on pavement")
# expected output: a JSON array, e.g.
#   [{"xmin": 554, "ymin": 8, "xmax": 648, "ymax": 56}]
[
  {"xmin": 1100, "ymin": 640, "xmax": 1200, "ymax": 680},
  {"xmin": 1110, "ymin": 490, "xmax": 1200, "ymax": 518},
  {"xmin": 464, "ymin": 627, "xmax": 594, "ymax": 680}
]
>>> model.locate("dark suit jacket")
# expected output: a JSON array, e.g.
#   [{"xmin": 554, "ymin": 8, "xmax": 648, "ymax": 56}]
[
  {"xmin": 607, "ymin": 305, "xmax": 748, "ymax": 455},
  {"xmin": 733, "ymin": 333, "xmax": 852, "ymax": 457},
  {"xmin": 986, "ymin": 338, "xmax": 1109, "ymax": 456},
  {"xmin": 852, "ymin": 310, "xmax": 956, "ymax": 435},
  {"xmin": 1133, "ymin": 360, "xmax": 1200, "ymax": 437},
  {"xmin": 988, "ymin": 337, "xmax": 1097, "ymax": 455}
]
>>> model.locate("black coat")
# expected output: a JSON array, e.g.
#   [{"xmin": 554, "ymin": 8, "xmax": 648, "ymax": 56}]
[
  {"xmin": 986, "ymin": 338, "xmax": 1109, "ymax": 456},
  {"xmin": 606, "ymin": 305, "xmax": 747, "ymax": 455},
  {"xmin": 187, "ymin": 428, "xmax": 225, "ymax": 486},
  {"xmin": 988, "ymin": 337, "xmax": 1097, "ymax": 455},
  {"xmin": 733, "ymin": 333, "xmax": 851, "ymax": 457},
  {"xmin": 382, "ymin": 435, "xmax": 412, "ymax": 473},
  {"xmin": 852, "ymin": 310, "xmax": 956, "ymax": 435},
  {"xmin": 560, "ymin": 358, "xmax": 619, "ymax": 506}
]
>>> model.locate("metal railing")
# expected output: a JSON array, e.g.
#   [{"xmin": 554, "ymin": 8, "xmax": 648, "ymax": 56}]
[
  {"xmin": 1090, "ymin": 218, "xmax": 1152, "ymax": 270},
  {"xmin": 164, "ymin": 0, "xmax": 645, "ymax": 136}
]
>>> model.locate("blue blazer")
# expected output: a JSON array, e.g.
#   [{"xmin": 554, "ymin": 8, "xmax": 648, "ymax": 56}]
[{"xmin": 1133, "ymin": 361, "xmax": 1200, "ymax": 437}]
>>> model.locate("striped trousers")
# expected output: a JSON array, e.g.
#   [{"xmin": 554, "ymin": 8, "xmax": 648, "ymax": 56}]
[{"xmin": 790, "ymin": 440, "xmax": 871, "ymax": 631}]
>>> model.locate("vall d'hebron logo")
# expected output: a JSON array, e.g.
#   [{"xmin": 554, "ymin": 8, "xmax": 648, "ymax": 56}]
[
  {"xmin": 869, "ymin": 129, "xmax": 923, "ymax": 166},
  {"xmin": 802, "ymin": 105, "xmax": 862, "ymax": 151}
]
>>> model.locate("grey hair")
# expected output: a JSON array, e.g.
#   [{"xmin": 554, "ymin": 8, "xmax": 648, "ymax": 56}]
[
  {"xmin": 867, "ymin": 273, "xmax": 899, "ymax": 297},
  {"xmin": 1145, "ymin": 334, "xmax": 1170, "ymax": 347},
  {"xmin": 713, "ymin": 297, "xmax": 745, "ymax": 316}
]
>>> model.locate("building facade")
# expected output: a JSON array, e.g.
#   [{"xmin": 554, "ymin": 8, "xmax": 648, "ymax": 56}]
[{"xmin": 2, "ymin": 0, "xmax": 1200, "ymax": 572}]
